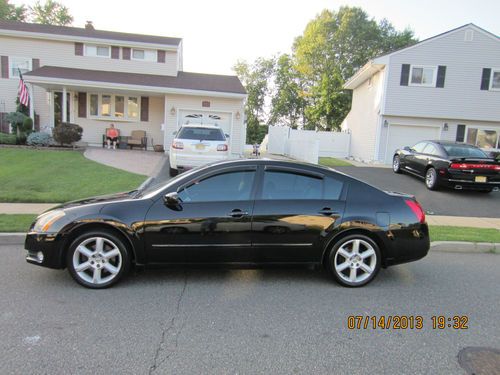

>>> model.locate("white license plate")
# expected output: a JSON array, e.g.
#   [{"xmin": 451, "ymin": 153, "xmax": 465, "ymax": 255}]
[
  {"xmin": 475, "ymin": 176, "xmax": 487, "ymax": 183},
  {"xmin": 195, "ymin": 144, "xmax": 205, "ymax": 150}
]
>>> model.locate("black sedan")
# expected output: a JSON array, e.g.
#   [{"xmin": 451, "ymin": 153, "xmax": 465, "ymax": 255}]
[
  {"xmin": 393, "ymin": 141, "xmax": 500, "ymax": 192},
  {"xmin": 25, "ymin": 159, "xmax": 429, "ymax": 288}
]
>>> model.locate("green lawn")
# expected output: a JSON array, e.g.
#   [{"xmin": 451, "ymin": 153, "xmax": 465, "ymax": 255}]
[
  {"xmin": 0, "ymin": 148, "xmax": 146, "ymax": 203},
  {"xmin": 0, "ymin": 214, "xmax": 37, "ymax": 232},
  {"xmin": 319, "ymin": 157, "xmax": 353, "ymax": 167},
  {"xmin": 429, "ymin": 226, "xmax": 500, "ymax": 243}
]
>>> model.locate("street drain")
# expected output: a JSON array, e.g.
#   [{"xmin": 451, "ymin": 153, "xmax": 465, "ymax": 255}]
[{"xmin": 458, "ymin": 347, "xmax": 500, "ymax": 375}]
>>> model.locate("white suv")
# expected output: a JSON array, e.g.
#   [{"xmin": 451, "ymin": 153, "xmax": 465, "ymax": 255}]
[{"xmin": 169, "ymin": 125, "xmax": 229, "ymax": 176}]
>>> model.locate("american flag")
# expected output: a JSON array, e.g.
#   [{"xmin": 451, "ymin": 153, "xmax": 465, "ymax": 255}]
[{"xmin": 18, "ymin": 69, "xmax": 30, "ymax": 107}]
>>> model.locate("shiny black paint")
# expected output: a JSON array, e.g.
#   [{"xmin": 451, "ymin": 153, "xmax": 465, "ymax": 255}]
[
  {"xmin": 25, "ymin": 159, "xmax": 430, "ymax": 271},
  {"xmin": 394, "ymin": 141, "xmax": 500, "ymax": 190}
]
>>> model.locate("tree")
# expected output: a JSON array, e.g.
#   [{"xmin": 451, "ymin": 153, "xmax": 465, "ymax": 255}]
[
  {"xmin": 0, "ymin": 0, "xmax": 27, "ymax": 21},
  {"xmin": 268, "ymin": 54, "xmax": 307, "ymax": 128},
  {"xmin": 293, "ymin": 6, "xmax": 416, "ymax": 130},
  {"xmin": 30, "ymin": 0, "xmax": 73, "ymax": 26},
  {"xmin": 233, "ymin": 57, "xmax": 274, "ymax": 143}
]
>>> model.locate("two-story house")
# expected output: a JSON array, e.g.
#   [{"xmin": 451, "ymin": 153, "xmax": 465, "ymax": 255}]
[
  {"xmin": 341, "ymin": 24, "xmax": 500, "ymax": 164},
  {"xmin": 0, "ymin": 21, "xmax": 246, "ymax": 155}
]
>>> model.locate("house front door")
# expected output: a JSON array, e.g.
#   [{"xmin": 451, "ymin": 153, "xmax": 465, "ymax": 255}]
[{"xmin": 53, "ymin": 91, "xmax": 71, "ymax": 126}]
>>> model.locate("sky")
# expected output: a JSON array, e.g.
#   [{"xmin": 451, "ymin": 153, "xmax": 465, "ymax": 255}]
[{"xmin": 12, "ymin": 0, "xmax": 500, "ymax": 76}]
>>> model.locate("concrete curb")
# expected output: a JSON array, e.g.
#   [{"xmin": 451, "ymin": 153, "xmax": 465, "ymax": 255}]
[{"xmin": 1, "ymin": 233, "xmax": 499, "ymax": 254}]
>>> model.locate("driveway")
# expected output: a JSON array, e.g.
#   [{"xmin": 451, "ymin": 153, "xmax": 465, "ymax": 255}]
[
  {"xmin": 1, "ymin": 244, "xmax": 499, "ymax": 374},
  {"xmin": 336, "ymin": 167, "xmax": 500, "ymax": 218}
]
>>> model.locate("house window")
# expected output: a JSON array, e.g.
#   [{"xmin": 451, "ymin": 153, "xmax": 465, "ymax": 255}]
[
  {"xmin": 89, "ymin": 94, "xmax": 98, "ymax": 116},
  {"xmin": 85, "ymin": 44, "xmax": 111, "ymax": 58},
  {"xmin": 132, "ymin": 49, "xmax": 156, "ymax": 61},
  {"xmin": 410, "ymin": 66, "xmax": 436, "ymax": 87},
  {"xmin": 89, "ymin": 93, "xmax": 140, "ymax": 120},
  {"xmin": 466, "ymin": 127, "xmax": 499, "ymax": 149},
  {"xmin": 10, "ymin": 57, "xmax": 32, "ymax": 78},
  {"xmin": 491, "ymin": 70, "xmax": 500, "ymax": 90}
]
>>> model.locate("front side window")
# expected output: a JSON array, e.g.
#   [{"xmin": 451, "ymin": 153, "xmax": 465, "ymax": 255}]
[
  {"xmin": 10, "ymin": 57, "xmax": 32, "ymax": 77},
  {"xmin": 262, "ymin": 171, "xmax": 322, "ymax": 200},
  {"xmin": 178, "ymin": 171, "xmax": 255, "ymax": 202},
  {"xmin": 410, "ymin": 66, "xmax": 436, "ymax": 86},
  {"xmin": 491, "ymin": 70, "xmax": 500, "ymax": 90}
]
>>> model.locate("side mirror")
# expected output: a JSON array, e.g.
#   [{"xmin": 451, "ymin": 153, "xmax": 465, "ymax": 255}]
[
  {"xmin": 225, "ymin": 133, "xmax": 230, "ymax": 138},
  {"xmin": 164, "ymin": 192, "xmax": 180, "ymax": 206},
  {"xmin": 403, "ymin": 146, "xmax": 412, "ymax": 152}
]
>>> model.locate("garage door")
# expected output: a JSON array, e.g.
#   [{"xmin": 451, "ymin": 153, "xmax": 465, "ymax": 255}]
[
  {"xmin": 385, "ymin": 125, "xmax": 440, "ymax": 164},
  {"xmin": 178, "ymin": 110, "xmax": 231, "ymax": 136}
]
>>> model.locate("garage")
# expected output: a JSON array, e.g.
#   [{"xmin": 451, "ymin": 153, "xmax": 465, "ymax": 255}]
[
  {"xmin": 385, "ymin": 124, "xmax": 440, "ymax": 163},
  {"xmin": 178, "ymin": 110, "xmax": 232, "ymax": 136}
]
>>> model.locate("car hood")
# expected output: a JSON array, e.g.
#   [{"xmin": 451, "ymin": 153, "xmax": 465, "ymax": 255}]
[{"xmin": 51, "ymin": 191, "xmax": 135, "ymax": 212}]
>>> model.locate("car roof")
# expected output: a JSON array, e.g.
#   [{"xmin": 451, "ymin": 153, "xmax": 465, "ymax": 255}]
[
  {"xmin": 417, "ymin": 140, "xmax": 479, "ymax": 148},
  {"xmin": 179, "ymin": 124, "xmax": 221, "ymax": 130},
  {"xmin": 202, "ymin": 158, "xmax": 338, "ymax": 174}
]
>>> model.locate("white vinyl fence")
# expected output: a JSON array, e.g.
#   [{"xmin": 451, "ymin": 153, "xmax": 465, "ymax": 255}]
[{"xmin": 267, "ymin": 126, "xmax": 350, "ymax": 164}]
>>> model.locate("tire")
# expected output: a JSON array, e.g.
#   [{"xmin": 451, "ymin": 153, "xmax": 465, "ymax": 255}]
[
  {"xmin": 169, "ymin": 167, "xmax": 178, "ymax": 177},
  {"xmin": 327, "ymin": 234, "xmax": 381, "ymax": 287},
  {"xmin": 425, "ymin": 167, "xmax": 439, "ymax": 190},
  {"xmin": 479, "ymin": 189, "xmax": 493, "ymax": 193},
  {"xmin": 393, "ymin": 155, "xmax": 402, "ymax": 174},
  {"xmin": 67, "ymin": 230, "xmax": 130, "ymax": 289}
]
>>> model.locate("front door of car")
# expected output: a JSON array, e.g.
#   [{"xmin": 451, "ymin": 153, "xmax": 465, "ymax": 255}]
[
  {"xmin": 144, "ymin": 167, "xmax": 257, "ymax": 263},
  {"xmin": 251, "ymin": 167, "xmax": 346, "ymax": 263},
  {"xmin": 405, "ymin": 142, "xmax": 428, "ymax": 174}
]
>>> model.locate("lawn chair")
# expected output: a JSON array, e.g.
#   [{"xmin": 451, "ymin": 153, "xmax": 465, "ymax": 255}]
[{"xmin": 128, "ymin": 130, "xmax": 147, "ymax": 150}]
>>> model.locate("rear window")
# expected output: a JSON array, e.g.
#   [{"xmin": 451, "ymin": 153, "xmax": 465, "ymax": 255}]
[
  {"xmin": 442, "ymin": 145, "xmax": 488, "ymax": 158},
  {"xmin": 177, "ymin": 127, "xmax": 225, "ymax": 141}
]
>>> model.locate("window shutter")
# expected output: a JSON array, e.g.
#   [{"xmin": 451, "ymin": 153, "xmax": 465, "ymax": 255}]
[
  {"xmin": 122, "ymin": 47, "xmax": 131, "ymax": 60},
  {"xmin": 456, "ymin": 124, "xmax": 466, "ymax": 142},
  {"xmin": 78, "ymin": 92, "xmax": 87, "ymax": 118},
  {"xmin": 75, "ymin": 42, "xmax": 84, "ymax": 56},
  {"xmin": 157, "ymin": 50, "xmax": 166, "ymax": 63},
  {"xmin": 480, "ymin": 68, "xmax": 491, "ymax": 90},
  {"xmin": 400, "ymin": 64, "xmax": 410, "ymax": 86},
  {"xmin": 1, "ymin": 56, "xmax": 9, "ymax": 78},
  {"xmin": 32, "ymin": 58, "xmax": 40, "ymax": 70},
  {"xmin": 140, "ymin": 96, "xmax": 149, "ymax": 122},
  {"xmin": 436, "ymin": 66, "xmax": 446, "ymax": 88},
  {"xmin": 111, "ymin": 46, "xmax": 120, "ymax": 59}
]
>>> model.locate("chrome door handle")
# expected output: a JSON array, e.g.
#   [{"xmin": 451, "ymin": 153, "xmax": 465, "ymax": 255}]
[
  {"xmin": 318, "ymin": 208, "xmax": 339, "ymax": 216},
  {"xmin": 228, "ymin": 209, "xmax": 248, "ymax": 218}
]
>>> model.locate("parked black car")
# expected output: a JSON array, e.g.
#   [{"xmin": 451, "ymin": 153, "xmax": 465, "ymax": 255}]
[
  {"xmin": 393, "ymin": 141, "xmax": 500, "ymax": 192},
  {"xmin": 25, "ymin": 159, "xmax": 429, "ymax": 288}
]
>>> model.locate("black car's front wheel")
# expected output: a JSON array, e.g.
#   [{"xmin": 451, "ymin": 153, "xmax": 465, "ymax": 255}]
[
  {"xmin": 67, "ymin": 230, "xmax": 130, "ymax": 289},
  {"xmin": 327, "ymin": 234, "xmax": 381, "ymax": 287},
  {"xmin": 392, "ymin": 155, "xmax": 402, "ymax": 174},
  {"xmin": 425, "ymin": 167, "xmax": 439, "ymax": 190}
]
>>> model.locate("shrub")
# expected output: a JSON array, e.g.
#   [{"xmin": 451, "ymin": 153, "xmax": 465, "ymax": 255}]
[
  {"xmin": 23, "ymin": 117, "xmax": 34, "ymax": 135},
  {"xmin": 6, "ymin": 112, "xmax": 27, "ymax": 135},
  {"xmin": 27, "ymin": 132, "xmax": 53, "ymax": 147},
  {"xmin": 0, "ymin": 133, "xmax": 17, "ymax": 145},
  {"xmin": 52, "ymin": 123, "xmax": 83, "ymax": 146}
]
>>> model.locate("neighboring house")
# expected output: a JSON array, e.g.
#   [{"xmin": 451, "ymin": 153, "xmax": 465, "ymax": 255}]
[
  {"xmin": 342, "ymin": 24, "xmax": 500, "ymax": 164},
  {"xmin": 0, "ymin": 21, "xmax": 246, "ymax": 155}
]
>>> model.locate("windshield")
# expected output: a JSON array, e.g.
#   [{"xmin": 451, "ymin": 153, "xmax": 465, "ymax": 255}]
[
  {"xmin": 442, "ymin": 144, "xmax": 489, "ymax": 158},
  {"xmin": 177, "ymin": 127, "xmax": 225, "ymax": 141}
]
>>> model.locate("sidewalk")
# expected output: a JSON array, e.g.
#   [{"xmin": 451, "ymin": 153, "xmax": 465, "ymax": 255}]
[{"xmin": 1, "ymin": 202, "xmax": 499, "ymax": 229}]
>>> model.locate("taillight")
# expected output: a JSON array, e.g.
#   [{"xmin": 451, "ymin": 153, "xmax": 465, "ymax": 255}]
[
  {"xmin": 217, "ymin": 144, "xmax": 228, "ymax": 151},
  {"xmin": 172, "ymin": 141, "xmax": 184, "ymax": 150},
  {"xmin": 405, "ymin": 199, "xmax": 425, "ymax": 223},
  {"xmin": 450, "ymin": 163, "xmax": 500, "ymax": 171}
]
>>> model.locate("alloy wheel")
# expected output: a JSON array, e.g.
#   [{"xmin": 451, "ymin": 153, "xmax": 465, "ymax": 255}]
[
  {"xmin": 426, "ymin": 168, "xmax": 437, "ymax": 189},
  {"xmin": 333, "ymin": 239, "xmax": 377, "ymax": 285},
  {"xmin": 393, "ymin": 155, "xmax": 400, "ymax": 173},
  {"xmin": 72, "ymin": 237, "xmax": 123, "ymax": 285}
]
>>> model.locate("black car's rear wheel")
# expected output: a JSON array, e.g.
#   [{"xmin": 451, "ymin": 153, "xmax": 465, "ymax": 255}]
[
  {"xmin": 392, "ymin": 155, "xmax": 402, "ymax": 174},
  {"xmin": 327, "ymin": 234, "xmax": 381, "ymax": 287},
  {"xmin": 425, "ymin": 167, "xmax": 439, "ymax": 190},
  {"xmin": 67, "ymin": 230, "xmax": 130, "ymax": 289}
]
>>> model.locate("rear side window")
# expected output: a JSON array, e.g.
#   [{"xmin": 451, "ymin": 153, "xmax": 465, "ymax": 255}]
[
  {"xmin": 177, "ymin": 127, "xmax": 225, "ymax": 141},
  {"xmin": 422, "ymin": 143, "xmax": 440, "ymax": 156},
  {"xmin": 324, "ymin": 176, "xmax": 344, "ymax": 200},
  {"xmin": 411, "ymin": 142, "xmax": 427, "ymax": 153}
]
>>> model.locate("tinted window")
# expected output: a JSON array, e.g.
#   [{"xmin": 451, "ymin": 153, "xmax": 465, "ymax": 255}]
[
  {"xmin": 411, "ymin": 142, "xmax": 427, "ymax": 153},
  {"xmin": 177, "ymin": 127, "xmax": 225, "ymax": 141},
  {"xmin": 178, "ymin": 171, "xmax": 255, "ymax": 202},
  {"xmin": 442, "ymin": 145, "xmax": 489, "ymax": 158},
  {"xmin": 422, "ymin": 143, "xmax": 439, "ymax": 156},
  {"xmin": 262, "ymin": 171, "xmax": 322, "ymax": 200},
  {"xmin": 324, "ymin": 176, "xmax": 344, "ymax": 200}
]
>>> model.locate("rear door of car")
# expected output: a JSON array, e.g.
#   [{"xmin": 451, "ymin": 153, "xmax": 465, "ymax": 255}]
[
  {"xmin": 251, "ymin": 165, "xmax": 346, "ymax": 263},
  {"xmin": 405, "ymin": 142, "xmax": 428, "ymax": 175}
]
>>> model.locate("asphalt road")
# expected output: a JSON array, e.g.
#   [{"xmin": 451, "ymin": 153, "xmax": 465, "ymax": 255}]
[
  {"xmin": 1, "ymin": 245, "xmax": 499, "ymax": 374},
  {"xmin": 336, "ymin": 167, "xmax": 500, "ymax": 218}
]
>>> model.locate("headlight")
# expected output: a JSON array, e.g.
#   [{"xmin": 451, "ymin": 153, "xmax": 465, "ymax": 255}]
[{"xmin": 33, "ymin": 210, "xmax": 66, "ymax": 233}]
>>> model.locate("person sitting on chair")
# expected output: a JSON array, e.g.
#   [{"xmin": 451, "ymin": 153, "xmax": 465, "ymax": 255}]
[{"xmin": 106, "ymin": 124, "xmax": 119, "ymax": 149}]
